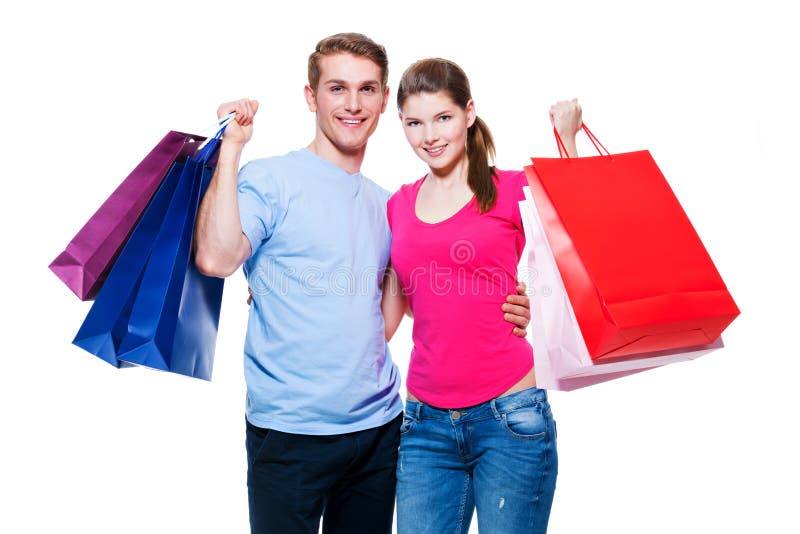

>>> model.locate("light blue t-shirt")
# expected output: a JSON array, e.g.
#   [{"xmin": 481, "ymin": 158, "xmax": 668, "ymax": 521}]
[{"xmin": 238, "ymin": 148, "xmax": 402, "ymax": 435}]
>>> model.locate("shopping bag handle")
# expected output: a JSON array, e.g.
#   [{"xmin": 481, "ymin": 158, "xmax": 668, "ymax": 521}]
[
  {"xmin": 195, "ymin": 112, "xmax": 236, "ymax": 163},
  {"xmin": 553, "ymin": 123, "xmax": 611, "ymax": 159}
]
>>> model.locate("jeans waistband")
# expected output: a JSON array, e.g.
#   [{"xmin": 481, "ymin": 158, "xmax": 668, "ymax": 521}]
[{"xmin": 405, "ymin": 387, "xmax": 548, "ymax": 423}]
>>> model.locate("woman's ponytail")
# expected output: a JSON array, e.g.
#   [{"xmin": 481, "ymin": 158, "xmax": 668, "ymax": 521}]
[{"xmin": 467, "ymin": 116, "xmax": 497, "ymax": 213}]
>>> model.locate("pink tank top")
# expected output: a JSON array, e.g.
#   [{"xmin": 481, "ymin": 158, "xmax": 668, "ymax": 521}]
[{"xmin": 387, "ymin": 169, "xmax": 534, "ymax": 408}]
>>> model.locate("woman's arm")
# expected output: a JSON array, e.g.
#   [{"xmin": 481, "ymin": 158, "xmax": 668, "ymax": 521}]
[
  {"xmin": 504, "ymin": 100, "xmax": 581, "ymax": 337},
  {"xmin": 382, "ymin": 265, "xmax": 408, "ymax": 341}
]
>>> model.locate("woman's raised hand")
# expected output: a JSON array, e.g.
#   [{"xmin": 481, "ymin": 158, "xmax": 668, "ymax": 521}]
[{"xmin": 549, "ymin": 98, "xmax": 582, "ymax": 139}]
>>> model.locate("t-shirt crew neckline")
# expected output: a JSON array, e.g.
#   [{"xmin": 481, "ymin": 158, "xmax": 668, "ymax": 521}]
[
  {"xmin": 411, "ymin": 176, "xmax": 477, "ymax": 227},
  {"xmin": 300, "ymin": 147, "xmax": 363, "ymax": 179}
]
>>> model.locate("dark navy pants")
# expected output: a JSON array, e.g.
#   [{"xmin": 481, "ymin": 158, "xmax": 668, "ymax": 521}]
[{"xmin": 246, "ymin": 413, "xmax": 402, "ymax": 534}]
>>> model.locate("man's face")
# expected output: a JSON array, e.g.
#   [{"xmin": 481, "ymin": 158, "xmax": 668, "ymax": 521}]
[{"xmin": 305, "ymin": 53, "xmax": 389, "ymax": 156}]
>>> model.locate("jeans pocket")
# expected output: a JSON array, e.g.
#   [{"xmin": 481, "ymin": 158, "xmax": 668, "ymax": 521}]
[
  {"xmin": 501, "ymin": 404, "xmax": 548, "ymax": 440},
  {"xmin": 399, "ymin": 416, "xmax": 417, "ymax": 436}
]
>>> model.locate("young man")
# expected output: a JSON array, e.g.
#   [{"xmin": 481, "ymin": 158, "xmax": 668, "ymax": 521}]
[{"xmin": 194, "ymin": 33, "xmax": 530, "ymax": 534}]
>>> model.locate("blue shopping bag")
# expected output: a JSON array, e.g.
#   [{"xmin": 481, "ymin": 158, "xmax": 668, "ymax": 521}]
[
  {"xmin": 114, "ymin": 137, "xmax": 224, "ymax": 380},
  {"xmin": 72, "ymin": 116, "xmax": 230, "ymax": 377},
  {"xmin": 72, "ymin": 160, "xmax": 188, "ymax": 366}
]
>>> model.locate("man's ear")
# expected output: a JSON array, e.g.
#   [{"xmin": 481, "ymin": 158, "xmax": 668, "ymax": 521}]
[
  {"xmin": 304, "ymin": 84, "xmax": 317, "ymax": 112},
  {"xmin": 380, "ymin": 85, "xmax": 390, "ymax": 114}
]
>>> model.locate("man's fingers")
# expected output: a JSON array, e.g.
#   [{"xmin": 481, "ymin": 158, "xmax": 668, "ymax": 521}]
[
  {"xmin": 504, "ymin": 310, "xmax": 529, "ymax": 327},
  {"xmin": 507, "ymin": 302, "xmax": 529, "ymax": 315},
  {"xmin": 219, "ymin": 98, "xmax": 260, "ymax": 123},
  {"xmin": 505, "ymin": 294, "xmax": 530, "ymax": 307}
]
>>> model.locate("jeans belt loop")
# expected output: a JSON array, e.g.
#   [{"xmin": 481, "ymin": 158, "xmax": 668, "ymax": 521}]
[
  {"xmin": 414, "ymin": 401, "xmax": 422, "ymax": 421},
  {"xmin": 489, "ymin": 398, "xmax": 501, "ymax": 420}
]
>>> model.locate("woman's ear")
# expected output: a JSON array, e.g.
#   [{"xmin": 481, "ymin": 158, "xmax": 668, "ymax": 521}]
[{"xmin": 466, "ymin": 99, "xmax": 477, "ymax": 128}]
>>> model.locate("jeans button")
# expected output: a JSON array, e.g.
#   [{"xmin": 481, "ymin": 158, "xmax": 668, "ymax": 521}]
[{"xmin": 452, "ymin": 411, "xmax": 462, "ymax": 419}]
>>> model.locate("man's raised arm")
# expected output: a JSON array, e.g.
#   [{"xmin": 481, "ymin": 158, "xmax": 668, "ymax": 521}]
[{"xmin": 195, "ymin": 99, "xmax": 259, "ymax": 277}]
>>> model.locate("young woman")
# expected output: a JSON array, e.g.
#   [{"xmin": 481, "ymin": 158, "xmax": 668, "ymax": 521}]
[{"xmin": 383, "ymin": 58, "xmax": 582, "ymax": 533}]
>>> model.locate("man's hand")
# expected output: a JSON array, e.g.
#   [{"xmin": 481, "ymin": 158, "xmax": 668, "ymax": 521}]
[
  {"xmin": 217, "ymin": 98, "xmax": 259, "ymax": 146},
  {"xmin": 504, "ymin": 282, "xmax": 531, "ymax": 338}
]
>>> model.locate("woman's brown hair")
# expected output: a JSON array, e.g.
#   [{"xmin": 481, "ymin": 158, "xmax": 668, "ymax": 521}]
[{"xmin": 397, "ymin": 58, "xmax": 497, "ymax": 213}]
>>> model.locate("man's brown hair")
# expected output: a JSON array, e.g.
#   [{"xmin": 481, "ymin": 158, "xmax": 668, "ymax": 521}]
[{"xmin": 308, "ymin": 33, "xmax": 389, "ymax": 91}]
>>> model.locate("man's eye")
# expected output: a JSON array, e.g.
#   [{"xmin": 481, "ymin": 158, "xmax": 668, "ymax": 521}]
[
  {"xmin": 361, "ymin": 86, "xmax": 376, "ymax": 93},
  {"xmin": 331, "ymin": 86, "xmax": 344, "ymax": 93}
]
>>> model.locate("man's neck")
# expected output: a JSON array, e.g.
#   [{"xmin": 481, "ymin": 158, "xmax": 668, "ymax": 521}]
[{"xmin": 306, "ymin": 136, "xmax": 366, "ymax": 175}]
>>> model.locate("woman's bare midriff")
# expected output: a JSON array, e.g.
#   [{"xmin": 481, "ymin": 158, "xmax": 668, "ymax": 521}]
[{"xmin": 406, "ymin": 366, "xmax": 537, "ymax": 405}]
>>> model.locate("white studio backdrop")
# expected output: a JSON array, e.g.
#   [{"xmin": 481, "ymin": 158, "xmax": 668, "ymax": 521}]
[{"xmin": 1, "ymin": 1, "xmax": 797, "ymax": 532}]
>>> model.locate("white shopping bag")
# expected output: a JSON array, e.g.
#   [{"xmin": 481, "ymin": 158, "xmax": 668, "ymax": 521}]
[{"xmin": 520, "ymin": 187, "xmax": 723, "ymax": 391}]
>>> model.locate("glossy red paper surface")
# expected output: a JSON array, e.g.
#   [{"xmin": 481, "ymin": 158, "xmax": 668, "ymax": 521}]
[{"xmin": 525, "ymin": 151, "xmax": 740, "ymax": 359}]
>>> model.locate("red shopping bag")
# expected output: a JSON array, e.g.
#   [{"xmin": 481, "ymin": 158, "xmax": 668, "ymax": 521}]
[
  {"xmin": 525, "ymin": 125, "xmax": 739, "ymax": 360},
  {"xmin": 519, "ymin": 189, "xmax": 724, "ymax": 391}
]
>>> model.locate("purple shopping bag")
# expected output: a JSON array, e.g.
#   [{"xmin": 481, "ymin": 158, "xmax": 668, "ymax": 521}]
[{"xmin": 50, "ymin": 131, "xmax": 204, "ymax": 300}]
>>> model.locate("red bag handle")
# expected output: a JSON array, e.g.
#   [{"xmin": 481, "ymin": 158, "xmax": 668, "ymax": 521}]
[{"xmin": 553, "ymin": 123, "xmax": 611, "ymax": 159}]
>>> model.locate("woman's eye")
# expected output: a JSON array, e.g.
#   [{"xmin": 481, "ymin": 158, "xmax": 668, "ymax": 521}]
[
  {"xmin": 438, "ymin": 115, "xmax": 451, "ymax": 122},
  {"xmin": 406, "ymin": 120, "xmax": 420, "ymax": 127}
]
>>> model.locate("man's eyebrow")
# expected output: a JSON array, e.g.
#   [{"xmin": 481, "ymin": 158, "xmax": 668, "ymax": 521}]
[{"xmin": 324, "ymin": 79, "xmax": 381, "ymax": 86}]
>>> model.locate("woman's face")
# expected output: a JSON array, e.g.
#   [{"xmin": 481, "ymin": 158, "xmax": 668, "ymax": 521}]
[{"xmin": 399, "ymin": 91, "xmax": 475, "ymax": 174}]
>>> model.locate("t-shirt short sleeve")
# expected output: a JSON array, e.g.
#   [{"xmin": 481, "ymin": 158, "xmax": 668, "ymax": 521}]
[
  {"xmin": 237, "ymin": 160, "xmax": 282, "ymax": 257},
  {"xmin": 513, "ymin": 169, "xmax": 529, "ymax": 231},
  {"xmin": 496, "ymin": 168, "xmax": 528, "ymax": 234},
  {"xmin": 386, "ymin": 191, "xmax": 398, "ymax": 231}
]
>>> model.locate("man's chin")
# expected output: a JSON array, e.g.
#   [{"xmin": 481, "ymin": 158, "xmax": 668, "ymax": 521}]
[
  {"xmin": 334, "ymin": 134, "xmax": 373, "ymax": 154},
  {"xmin": 337, "ymin": 142, "xmax": 369, "ymax": 156}
]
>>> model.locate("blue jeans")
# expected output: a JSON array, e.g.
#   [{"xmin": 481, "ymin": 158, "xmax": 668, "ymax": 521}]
[{"xmin": 396, "ymin": 387, "xmax": 557, "ymax": 534}]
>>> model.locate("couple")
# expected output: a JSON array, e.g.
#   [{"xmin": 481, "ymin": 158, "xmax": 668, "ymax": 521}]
[{"xmin": 195, "ymin": 32, "xmax": 582, "ymax": 534}]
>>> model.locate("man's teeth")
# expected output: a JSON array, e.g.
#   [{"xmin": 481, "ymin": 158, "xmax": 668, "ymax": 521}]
[{"xmin": 341, "ymin": 119, "xmax": 363, "ymax": 124}]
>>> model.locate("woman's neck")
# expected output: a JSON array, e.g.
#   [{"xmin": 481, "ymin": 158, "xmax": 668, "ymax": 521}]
[{"xmin": 426, "ymin": 154, "xmax": 470, "ymax": 189}]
